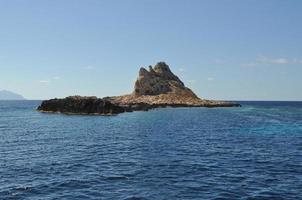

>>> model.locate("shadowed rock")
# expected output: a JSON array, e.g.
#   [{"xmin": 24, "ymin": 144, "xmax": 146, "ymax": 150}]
[
  {"xmin": 37, "ymin": 96, "xmax": 125, "ymax": 115},
  {"xmin": 133, "ymin": 62, "xmax": 196, "ymax": 97}
]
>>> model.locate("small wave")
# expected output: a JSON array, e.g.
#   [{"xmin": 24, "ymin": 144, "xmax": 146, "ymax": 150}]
[
  {"xmin": 103, "ymin": 175, "xmax": 129, "ymax": 180},
  {"xmin": 124, "ymin": 196, "xmax": 148, "ymax": 200}
]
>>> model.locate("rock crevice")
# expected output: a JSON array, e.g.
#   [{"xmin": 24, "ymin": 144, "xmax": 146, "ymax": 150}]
[{"xmin": 133, "ymin": 62, "xmax": 196, "ymax": 98}]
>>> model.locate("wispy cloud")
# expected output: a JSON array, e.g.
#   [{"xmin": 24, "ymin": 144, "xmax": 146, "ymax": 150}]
[
  {"xmin": 38, "ymin": 76, "xmax": 60, "ymax": 84},
  {"xmin": 241, "ymin": 56, "xmax": 302, "ymax": 67},
  {"xmin": 257, "ymin": 56, "xmax": 290, "ymax": 64},
  {"xmin": 84, "ymin": 66, "xmax": 95, "ymax": 70},
  {"xmin": 294, "ymin": 58, "xmax": 302, "ymax": 64},
  {"xmin": 241, "ymin": 62, "xmax": 258, "ymax": 67},
  {"xmin": 207, "ymin": 77, "xmax": 214, "ymax": 81},
  {"xmin": 39, "ymin": 80, "xmax": 51, "ymax": 84},
  {"xmin": 178, "ymin": 68, "xmax": 185, "ymax": 72}
]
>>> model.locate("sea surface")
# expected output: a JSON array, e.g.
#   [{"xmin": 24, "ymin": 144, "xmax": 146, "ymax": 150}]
[{"xmin": 0, "ymin": 101, "xmax": 301, "ymax": 200}]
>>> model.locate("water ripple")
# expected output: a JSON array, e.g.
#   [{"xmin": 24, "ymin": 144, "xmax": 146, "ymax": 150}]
[{"xmin": 0, "ymin": 101, "xmax": 301, "ymax": 199}]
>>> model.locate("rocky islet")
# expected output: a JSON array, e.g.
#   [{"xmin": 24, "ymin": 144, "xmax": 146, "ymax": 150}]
[{"xmin": 37, "ymin": 62, "xmax": 240, "ymax": 115}]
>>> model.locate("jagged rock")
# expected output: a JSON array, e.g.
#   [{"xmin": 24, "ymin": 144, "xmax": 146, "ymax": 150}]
[
  {"xmin": 110, "ymin": 62, "xmax": 238, "ymax": 107},
  {"xmin": 37, "ymin": 96, "xmax": 125, "ymax": 115},
  {"xmin": 37, "ymin": 62, "xmax": 240, "ymax": 115},
  {"xmin": 133, "ymin": 62, "xmax": 196, "ymax": 98}
]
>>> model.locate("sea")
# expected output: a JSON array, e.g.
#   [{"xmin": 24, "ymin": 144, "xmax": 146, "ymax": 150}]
[{"xmin": 0, "ymin": 100, "xmax": 301, "ymax": 200}]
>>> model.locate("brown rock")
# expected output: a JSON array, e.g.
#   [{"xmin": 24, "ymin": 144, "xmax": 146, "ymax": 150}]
[
  {"xmin": 110, "ymin": 62, "xmax": 240, "ymax": 108},
  {"xmin": 133, "ymin": 62, "xmax": 197, "ymax": 98}
]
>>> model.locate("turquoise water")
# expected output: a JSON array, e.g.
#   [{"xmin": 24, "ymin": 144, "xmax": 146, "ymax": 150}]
[{"xmin": 0, "ymin": 101, "xmax": 301, "ymax": 199}]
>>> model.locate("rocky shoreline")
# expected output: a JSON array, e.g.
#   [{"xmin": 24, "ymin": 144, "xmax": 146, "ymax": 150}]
[
  {"xmin": 37, "ymin": 96, "xmax": 240, "ymax": 115},
  {"xmin": 37, "ymin": 62, "xmax": 241, "ymax": 115},
  {"xmin": 37, "ymin": 96, "xmax": 125, "ymax": 115}
]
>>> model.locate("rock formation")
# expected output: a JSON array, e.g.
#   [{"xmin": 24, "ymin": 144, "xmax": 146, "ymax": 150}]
[
  {"xmin": 37, "ymin": 62, "xmax": 240, "ymax": 115},
  {"xmin": 133, "ymin": 62, "xmax": 197, "ymax": 98},
  {"xmin": 109, "ymin": 62, "xmax": 239, "ymax": 107},
  {"xmin": 37, "ymin": 96, "xmax": 125, "ymax": 115}
]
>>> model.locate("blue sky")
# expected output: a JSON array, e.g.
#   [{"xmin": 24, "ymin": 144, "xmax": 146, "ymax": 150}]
[{"xmin": 0, "ymin": 0, "xmax": 301, "ymax": 100}]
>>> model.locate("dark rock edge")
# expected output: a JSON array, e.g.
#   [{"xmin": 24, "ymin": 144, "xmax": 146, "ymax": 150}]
[{"xmin": 37, "ymin": 96, "xmax": 241, "ymax": 116}]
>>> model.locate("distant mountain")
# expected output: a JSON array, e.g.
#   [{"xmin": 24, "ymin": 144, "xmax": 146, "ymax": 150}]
[{"xmin": 0, "ymin": 90, "xmax": 25, "ymax": 100}]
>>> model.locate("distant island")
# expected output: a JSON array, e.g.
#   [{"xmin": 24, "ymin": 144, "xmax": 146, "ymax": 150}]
[
  {"xmin": 0, "ymin": 90, "xmax": 25, "ymax": 100},
  {"xmin": 37, "ymin": 62, "xmax": 240, "ymax": 115}
]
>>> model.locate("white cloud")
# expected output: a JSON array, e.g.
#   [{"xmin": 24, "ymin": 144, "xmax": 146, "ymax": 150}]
[
  {"xmin": 178, "ymin": 68, "xmax": 185, "ymax": 72},
  {"xmin": 39, "ymin": 80, "xmax": 51, "ymax": 84},
  {"xmin": 85, "ymin": 66, "xmax": 95, "ymax": 70},
  {"xmin": 38, "ymin": 76, "xmax": 60, "ymax": 84},
  {"xmin": 274, "ymin": 58, "xmax": 288, "ymax": 64},
  {"xmin": 207, "ymin": 77, "xmax": 214, "ymax": 81},
  {"xmin": 242, "ymin": 55, "xmax": 302, "ymax": 67},
  {"xmin": 257, "ymin": 56, "xmax": 289, "ymax": 64},
  {"xmin": 241, "ymin": 62, "xmax": 258, "ymax": 67}
]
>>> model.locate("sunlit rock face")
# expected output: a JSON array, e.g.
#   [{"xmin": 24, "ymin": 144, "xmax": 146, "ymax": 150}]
[
  {"xmin": 110, "ymin": 62, "xmax": 239, "ymax": 107},
  {"xmin": 133, "ymin": 62, "xmax": 197, "ymax": 98}
]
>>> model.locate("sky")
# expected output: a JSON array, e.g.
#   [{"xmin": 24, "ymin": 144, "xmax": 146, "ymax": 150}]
[{"xmin": 0, "ymin": 0, "xmax": 302, "ymax": 100}]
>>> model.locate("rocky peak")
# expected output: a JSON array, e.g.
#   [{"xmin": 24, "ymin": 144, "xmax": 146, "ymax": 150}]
[
  {"xmin": 152, "ymin": 62, "xmax": 184, "ymax": 86},
  {"xmin": 133, "ymin": 62, "xmax": 197, "ymax": 98},
  {"xmin": 153, "ymin": 62, "xmax": 170, "ymax": 72},
  {"xmin": 138, "ymin": 67, "xmax": 150, "ymax": 77}
]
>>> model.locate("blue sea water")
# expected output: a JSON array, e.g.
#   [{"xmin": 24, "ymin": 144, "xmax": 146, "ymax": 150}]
[{"xmin": 0, "ymin": 101, "xmax": 301, "ymax": 200}]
